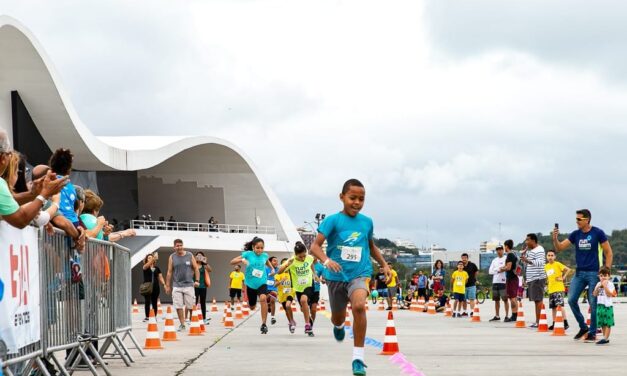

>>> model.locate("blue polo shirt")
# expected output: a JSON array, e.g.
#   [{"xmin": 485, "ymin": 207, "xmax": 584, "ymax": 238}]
[{"xmin": 568, "ymin": 227, "xmax": 608, "ymax": 272}]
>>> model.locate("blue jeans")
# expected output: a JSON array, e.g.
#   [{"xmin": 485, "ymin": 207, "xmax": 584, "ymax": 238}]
[{"xmin": 568, "ymin": 270, "xmax": 599, "ymax": 335}]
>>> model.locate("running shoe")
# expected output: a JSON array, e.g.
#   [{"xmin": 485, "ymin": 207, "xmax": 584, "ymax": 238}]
[
  {"xmin": 461, "ymin": 312, "xmax": 468, "ymax": 317},
  {"xmin": 305, "ymin": 324, "xmax": 314, "ymax": 337},
  {"xmin": 271, "ymin": 317, "xmax": 277, "ymax": 325},
  {"xmin": 548, "ymin": 324, "xmax": 554, "ymax": 331},
  {"xmin": 333, "ymin": 326, "xmax": 346, "ymax": 342},
  {"xmin": 596, "ymin": 339, "xmax": 610, "ymax": 345},
  {"xmin": 528, "ymin": 323, "xmax": 538, "ymax": 329},
  {"xmin": 260, "ymin": 324, "xmax": 268, "ymax": 334},
  {"xmin": 352, "ymin": 360, "xmax": 367, "ymax": 376},
  {"xmin": 204, "ymin": 319, "xmax": 211, "ymax": 325},
  {"xmin": 386, "ymin": 307, "xmax": 392, "ymax": 311},
  {"xmin": 574, "ymin": 328, "xmax": 588, "ymax": 340},
  {"xmin": 565, "ymin": 321, "xmax": 570, "ymax": 330},
  {"xmin": 289, "ymin": 324, "xmax": 295, "ymax": 334},
  {"xmin": 142, "ymin": 318, "xmax": 149, "ymax": 323},
  {"xmin": 452, "ymin": 313, "xmax": 457, "ymax": 318},
  {"xmin": 177, "ymin": 324, "xmax": 186, "ymax": 332},
  {"xmin": 503, "ymin": 317, "xmax": 512, "ymax": 323},
  {"xmin": 489, "ymin": 316, "xmax": 500, "ymax": 322},
  {"xmin": 584, "ymin": 334, "xmax": 596, "ymax": 343}
]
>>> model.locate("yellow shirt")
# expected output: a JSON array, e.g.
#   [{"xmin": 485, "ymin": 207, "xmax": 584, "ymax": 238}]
[
  {"xmin": 451, "ymin": 270, "xmax": 469, "ymax": 294},
  {"xmin": 229, "ymin": 271, "xmax": 245, "ymax": 289},
  {"xmin": 275, "ymin": 272, "xmax": 295, "ymax": 303},
  {"xmin": 387, "ymin": 269, "xmax": 398, "ymax": 287},
  {"xmin": 545, "ymin": 262, "xmax": 566, "ymax": 294}
]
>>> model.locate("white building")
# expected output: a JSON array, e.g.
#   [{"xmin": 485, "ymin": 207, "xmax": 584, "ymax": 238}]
[{"xmin": 394, "ymin": 239, "xmax": 418, "ymax": 250}]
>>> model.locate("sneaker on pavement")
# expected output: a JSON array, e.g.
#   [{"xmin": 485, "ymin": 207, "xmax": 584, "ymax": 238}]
[
  {"xmin": 584, "ymin": 334, "xmax": 597, "ymax": 343},
  {"xmin": 548, "ymin": 324, "xmax": 555, "ymax": 331},
  {"xmin": 461, "ymin": 312, "xmax": 468, "ymax": 317},
  {"xmin": 529, "ymin": 323, "xmax": 538, "ymax": 329},
  {"xmin": 260, "ymin": 324, "xmax": 268, "ymax": 334},
  {"xmin": 503, "ymin": 317, "xmax": 512, "ymax": 323},
  {"xmin": 574, "ymin": 328, "xmax": 588, "ymax": 340},
  {"xmin": 489, "ymin": 316, "xmax": 500, "ymax": 322},
  {"xmin": 305, "ymin": 324, "xmax": 314, "ymax": 337},
  {"xmin": 271, "ymin": 317, "xmax": 277, "ymax": 325},
  {"xmin": 386, "ymin": 307, "xmax": 392, "ymax": 311},
  {"xmin": 142, "ymin": 318, "xmax": 149, "ymax": 322},
  {"xmin": 596, "ymin": 339, "xmax": 610, "ymax": 345},
  {"xmin": 289, "ymin": 324, "xmax": 295, "ymax": 334},
  {"xmin": 176, "ymin": 324, "xmax": 186, "ymax": 332},
  {"xmin": 352, "ymin": 360, "xmax": 367, "ymax": 376},
  {"xmin": 333, "ymin": 326, "xmax": 346, "ymax": 342},
  {"xmin": 565, "ymin": 321, "xmax": 570, "ymax": 330}
]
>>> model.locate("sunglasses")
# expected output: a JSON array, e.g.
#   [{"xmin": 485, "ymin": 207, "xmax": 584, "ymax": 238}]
[{"xmin": 576, "ymin": 218, "xmax": 589, "ymax": 222}]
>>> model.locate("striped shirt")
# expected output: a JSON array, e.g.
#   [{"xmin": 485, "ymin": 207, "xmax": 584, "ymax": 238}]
[{"xmin": 525, "ymin": 246, "xmax": 547, "ymax": 282}]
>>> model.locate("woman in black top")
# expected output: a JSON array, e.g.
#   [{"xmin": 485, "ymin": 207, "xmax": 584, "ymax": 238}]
[{"xmin": 143, "ymin": 253, "xmax": 166, "ymax": 321}]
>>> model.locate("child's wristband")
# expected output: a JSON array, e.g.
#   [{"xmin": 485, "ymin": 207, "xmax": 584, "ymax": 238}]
[{"xmin": 323, "ymin": 259, "xmax": 330, "ymax": 267}]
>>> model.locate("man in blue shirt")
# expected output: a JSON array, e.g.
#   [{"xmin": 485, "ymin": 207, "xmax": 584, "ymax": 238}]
[{"xmin": 553, "ymin": 209, "xmax": 613, "ymax": 342}]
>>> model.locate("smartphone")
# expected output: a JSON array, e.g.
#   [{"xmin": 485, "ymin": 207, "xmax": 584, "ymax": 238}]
[{"xmin": 554, "ymin": 223, "xmax": 559, "ymax": 230}]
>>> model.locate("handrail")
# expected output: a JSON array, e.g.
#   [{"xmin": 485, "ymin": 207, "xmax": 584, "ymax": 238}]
[{"xmin": 130, "ymin": 220, "xmax": 276, "ymax": 235}]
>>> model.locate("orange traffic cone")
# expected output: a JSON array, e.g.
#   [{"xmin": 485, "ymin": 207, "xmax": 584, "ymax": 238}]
[
  {"xmin": 427, "ymin": 298, "xmax": 437, "ymax": 315},
  {"xmin": 379, "ymin": 311, "xmax": 400, "ymax": 355},
  {"xmin": 345, "ymin": 308, "xmax": 352, "ymax": 327},
  {"xmin": 417, "ymin": 298, "xmax": 425, "ymax": 312},
  {"xmin": 538, "ymin": 303, "xmax": 548, "ymax": 332},
  {"xmin": 378, "ymin": 299, "xmax": 385, "ymax": 311},
  {"xmin": 196, "ymin": 305, "xmax": 206, "ymax": 333},
  {"xmin": 162, "ymin": 306, "xmax": 178, "ymax": 341},
  {"xmin": 445, "ymin": 302, "xmax": 453, "ymax": 317},
  {"xmin": 515, "ymin": 301, "xmax": 526, "ymax": 328},
  {"xmin": 291, "ymin": 300, "xmax": 298, "ymax": 313},
  {"xmin": 157, "ymin": 298, "xmax": 163, "ymax": 316},
  {"xmin": 552, "ymin": 306, "xmax": 566, "ymax": 336},
  {"xmin": 188, "ymin": 307, "xmax": 203, "ymax": 336},
  {"xmin": 391, "ymin": 298, "xmax": 398, "ymax": 311},
  {"xmin": 222, "ymin": 303, "xmax": 228, "ymax": 323},
  {"xmin": 242, "ymin": 301, "xmax": 250, "ymax": 316},
  {"xmin": 211, "ymin": 298, "xmax": 218, "ymax": 312},
  {"xmin": 235, "ymin": 302, "xmax": 244, "ymax": 320},
  {"xmin": 586, "ymin": 306, "xmax": 591, "ymax": 326},
  {"xmin": 144, "ymin": 309, "xmax": 163, "ymax": 349},
  {"xmin": 224, "ymin": 305, "xmax": 235, "ymax": 328},
  {"xmin": 471, "ymin": 300, "xmax": 481, "ymax": 322},
  {"xmin": 319, "ymin": 300, "xmax": 326, "ymax": 312},
  {"xmin": 132, "ymin": 299, "xmax": 139, "ymax": 314}
]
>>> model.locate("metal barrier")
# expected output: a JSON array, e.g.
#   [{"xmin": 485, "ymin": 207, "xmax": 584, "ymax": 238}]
[
  {"xmin": 131, "ymin": 219, "xmax": 276, "ymax": 235},
  {"xmin": 1, "ymin": 227, "xmax": 142, "ymax": 376}
]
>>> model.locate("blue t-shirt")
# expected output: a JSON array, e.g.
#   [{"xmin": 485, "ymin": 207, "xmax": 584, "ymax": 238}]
[
  {"xmin": 417, "ymin": 275, "xmax": 427, "ymax": 288},
  {"xmin": 568, "ymin": 226, "xmax": 608, "ymax": 272},
  {"xmin": 266, "ymin": 266, "xmax": 278, "ymax": 291},
  {"xmin": 313, "ymin": 262, "xmax": 325, "ymax": 292},
  {"xmin": 242, "ymin": 251, "xmax": 269, "ymax": 289},
  {"xmin": 318, "ymin": 212, "xmax": 374, "ymax": 282},
  {"xmin": 58, "ymin": 178, "xmax": 78, "ymax": 223}
]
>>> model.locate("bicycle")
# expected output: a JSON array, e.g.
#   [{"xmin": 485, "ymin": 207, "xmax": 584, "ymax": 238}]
[{"xmin": 475, "ymin": 283, "xmax": 490, "ymax": 304}]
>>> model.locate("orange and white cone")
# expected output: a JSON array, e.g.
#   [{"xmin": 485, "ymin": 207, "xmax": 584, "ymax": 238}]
[
  {"xmin": 344, "ymin": 308, "xmax": 352, "ymax": 327},
  {"xmin": 417, "ymin": 298, "xmax": 425, "ymax": 312},
  {"xmin": 222, "ymin": 303, "xmax": 228, "ymax": 323},
  {"xmin": 516, "ymin": 301, "xmax": 526, "ymax": 328},
  {"xmin": 188, "ymin": 307, "xmax": 203, "ymax": 336},
  {"xmin": 196, "ymin": 305, "xmax": 206, "ymax": 333},
  {"xmin": 378, "ymin": 299, "xmax": 385, "ymax": 311},
  {"xmin": 391, "ymin": 298, "xmax": 398, "ymax": 311},
  {"xmin": 427, "ymin": 298, "xmax": 437, "ymax": 315},
  {"xmin": 235, "ymin": 302, "xmax": 244, "ymax": 320},
  {"xmin": 319, "ymin": 300, "xmax": 326, "ymax": 312},
  {"xmin": 471, "ymin": 300, "xmax": 481, "ymax": 322},
  {"xmin": 445, "ymin": 302, "xmax": 453, "ymax": 317},
  {"xmin": 538, "ymin": 303, "xmax": 548, "ymax": 332},
  {"xmin": 552, "ymin": 306, "xmax": 566, "ymax": 336},
  {"xmin": 242, "ymin": 301, "xmax": 250, "ymax": 317},
  {"xmin": 144, "ymin": 309, "xmax": 163, "ymax": 349},
  {"xmin": 132, "ymin": 299, "xmax": 139, "ymax": 314},
  {"xmin": 157, "ymin": 298, "xmax": 163, "ymax": 317},
  {"xmin": 224, "ymin": 306, "xmax": 235, "ymax": 329},
  {"xmin": 586, "ymin": 306, "xmax": 591, "ymax": 326},
  {"xmin": 291, "ymin": 300, "xmax": 298, "ymax": 313},
  {"xmin": 379, "ymin": 311, "xmax": 400, "ymax": 355},
  {"xmin": 211, "ymin": 298, "xmax": 218, "ymax": 312},
  {"xmin": 162, "ymin": 306, "xmax": 178, "ymax": 341}
]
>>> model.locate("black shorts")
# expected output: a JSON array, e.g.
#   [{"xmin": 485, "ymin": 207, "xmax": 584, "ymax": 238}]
[
  {"xmin": 280, "ymin": 296, "xmax": 294, "ymax": 310},
  {"xmin": 311, "ymin": 291, "xmax": 320, "ymax": 305},
  {"xmin": 229, "ymin": 288, "xmax": 242, "ymax": 299},
  {"xmin": 246, "ymin": 284, "xmax": 269, "ymax": 308},
  {"xmin": 296, "ymin": 287, "xmax": 314, "ymax": 303},
  {"xmin": 418, "ymin": 288, "xmax": 427, "ymax": 298}
]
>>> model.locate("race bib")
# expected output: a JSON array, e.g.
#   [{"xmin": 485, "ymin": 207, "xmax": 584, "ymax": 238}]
[
  {"xmin": 547, "ymin": 269, "xmax": 555, "ymax": 276},
  {"xmin": 266, "ymin": 280, "xmax": 275, "ymax": 286},
  {"xmin": 283, "ymin": 288, "xmax": 292, "ymax": 293},
  {"xmin": 252, "ymin": 269, "xmax": 263, "ymax": 278},
  {"xmin": 456, "ymin": 278, "xmax": 463, "ymax": 286},
  {"xmin": 341, "ymin": 246, "xmax": 362, "ymax": 262},
  {"xmin": 298, "ymin": 277, "xmax": 310, "ymax": 286}
]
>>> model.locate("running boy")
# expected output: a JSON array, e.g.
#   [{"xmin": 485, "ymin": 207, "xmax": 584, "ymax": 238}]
[
  {"xmin": 451, "ymin": 261, "xmax": 469, "ymax": 318},
  {"xmin": 544, "ymin": 250, "xmax": 571, "ymax": 330},
  {"xmin": 230, "ymin": 237, "xmax": 273, "ymax": 334},
  {"xmin": 229, "ymin": 265, "xmax": 245, "ymax": 308},
  {"xmin": 278, "ymin": 241, "xmax": 317, "ymax": 336},
  {"xmin": 593, "ymin": 267, "xmax": 617, "ymax": 345},
  {"xmin": 311, "ymin": 258, "xmax": 326, "ymax": 325},
  {"xmin": 275, "ymin": 258, "xmax": 296, "ymax": 333},
  {"xmin": 266, "ymin": 256, "xmax": 279, "ymax": 325},
  {"xmin": 310, "ymin": 179, "xmax": 390, "ymax": 375}
]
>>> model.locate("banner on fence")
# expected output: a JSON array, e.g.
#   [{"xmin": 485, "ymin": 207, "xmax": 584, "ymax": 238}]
[{"xmin": 0, "ymin": 222, "xmax": 40, "ymax": 354}]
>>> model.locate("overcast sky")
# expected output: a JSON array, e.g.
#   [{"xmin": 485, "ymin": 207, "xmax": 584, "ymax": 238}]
[{"xmin": 3, "ymin": 0, "xmax": 627, "ymax": 250}]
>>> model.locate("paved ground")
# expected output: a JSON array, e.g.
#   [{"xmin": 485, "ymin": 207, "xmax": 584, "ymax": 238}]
[{"xmin": 95, "ymin": 299, "xmax": 627, "ymax": 376}]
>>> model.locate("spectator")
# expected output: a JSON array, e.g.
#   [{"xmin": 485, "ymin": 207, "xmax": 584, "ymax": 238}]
[
  {"xmin": 593, "ymin": 267, "xmax": 616, "ymax": 345},
  {"xmin": 80, "ymin": 189, "xmax": 135, "ymax": 242},
  {"xmin": 451, "ymin": 261, "xmax": 469, "ymax": 318},
  {"xmin": 386, "ymin": 263, "xmax": 400, "ymax": 310},
  {"xmin": 461, "ymin": 253, "xmax": 479, "ymax": 317},
  {"xmin": 488, "ymin": 246, "xmax": 509, "ymax": 322},
  {"xmin": 194, "ymin": 251, "xmax": 212, "ymax": 324},
  {"xmin": 416, "ymin": 270, "xmax": 428, "ymax": 301},
  {"xmin": 521, "ymin": 233, "xmax": 546, "ymax": 328},
  {"xmin": 621, "ymin": 275, "xmax": 627, "ymax": 297},
  {"xmin": 434, "ymin": 288, "xmax": 448, "ymax": 313},
  {"xmin": 501, "ymin": 239, "xmax": 519, "ymax": 322},
  {"xmin": 142, "ymin": 253, "xmax": 165, "ymax": 322},
  {"xmin": 165, "ymin": 239, "xmax": 200, "ymax": 332},
  {"xmin": 49, "ymin": 148, "xmax": 78, "ymax": 226},
  {"xmin": 374, "ymin": 266, "xmax": 388, "ymax": 308},
  {"xmin": 0, "ymin": 130, "xmax": 66, "ymax": 229},
  {"xmin": 432, "ymin": 259, "xmax": 446, "ymax": 292},
  {"xmin": 544, "ymin": 249, "xmax": 571, "ymax": 330},
  {"xmin": 552, "ymin": 209, "xmax": 613, "ymax": 342}
]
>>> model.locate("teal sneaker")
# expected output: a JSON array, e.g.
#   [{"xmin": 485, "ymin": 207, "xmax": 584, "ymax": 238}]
[
  {"xmin": 333, "ymin": 326, "xmax": 345, "ymax": 342},
  {"xmin": 352, "ymin": 359, "xmax": 367, "ymax": 375}
]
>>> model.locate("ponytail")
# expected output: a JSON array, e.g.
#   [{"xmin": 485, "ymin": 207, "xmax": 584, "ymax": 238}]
[
  {"xmin": 294, "ymin": 241, "xmax": 307, "ymax": 254},
  {"xmin": 244, "ymin": 236, "xmax": 265, "ymax": 251}
]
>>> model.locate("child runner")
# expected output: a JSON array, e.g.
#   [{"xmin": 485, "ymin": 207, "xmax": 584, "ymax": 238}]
[
  {"xmin": 275, "ymin": 258, "xmax": 297, "ymax": 333},
  {"xmin": 310, "ymin": 179, "xmax": 390, "ymax": 376},
  {"xmin": 544, "ymin": 249, "xmax": 571, "ymax": 330},
  {"xmin": 230, "ymin": 237, "xmax": 272, "ymax": 334},
  {"xmin": 229, "ymin": 265, "xmax": 245, "ymax": 308},
  {"xmin": 451, "ymin": 261, "xmax": 469, "ymax": 318},
  {"xmin": 310, "ymin": 258, "xmax": 326, "ymax": 326},
  {"xmin": 266, "ymin": 256, "xmax": 279, "ymax": 325},
  {"xmin": 593, "ymin": 267, "xmax": 617, "ymax": 345},
  {"xmin": 278, "ymin": 241, "xmax": 316, "ymax": 336}
]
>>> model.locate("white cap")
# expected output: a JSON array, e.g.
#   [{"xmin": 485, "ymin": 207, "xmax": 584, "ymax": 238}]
[{"xmin": 0, "ymin": 128, "xmax": 12, "ymax": 153}]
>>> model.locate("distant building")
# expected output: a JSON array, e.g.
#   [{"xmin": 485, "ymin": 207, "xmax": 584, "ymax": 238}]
[
  {"xmin": 394, "ymin": 239, "xmax": 418, "ymax": 250},
  {"xmin": 480, "ymin": 240, "xmax": 501, "ymax": 253},
  {"xmin": 396, "ymin": 251, "xmax": 432, "ymax": 270}
]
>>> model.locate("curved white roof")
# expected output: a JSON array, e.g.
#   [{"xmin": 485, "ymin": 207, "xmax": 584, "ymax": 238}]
[{"xmin": 0, "ymin": 15, "xmax": 300, "ymax": 244}]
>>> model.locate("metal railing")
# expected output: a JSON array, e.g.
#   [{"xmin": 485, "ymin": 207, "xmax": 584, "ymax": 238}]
[
  {"xmin": 131, "ymin": 220, "xmax": 276, "ymax": 235},
  {"xmin": 1, "ymin": 228, "xmax": 143, "ymax": 376}
]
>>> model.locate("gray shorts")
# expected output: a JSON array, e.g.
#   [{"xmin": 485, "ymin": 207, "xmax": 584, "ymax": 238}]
[
  {"xmin": 492, "ymin": 283, "xmax": 508, "ymax": 301},
  {"xmin": 387, "ymin": 286, "xmax": 398, "ymax": 298},
  {"xmin": 527, "ymin": 279, "xmax": 546, "ymax": 302},
  {"xmin": 172, "ymin": 286, "xmax": 195, "ymax": 309},
  {"xmin": 327, "ymin": 277, "xmax": 370, "ymax": 312}
]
